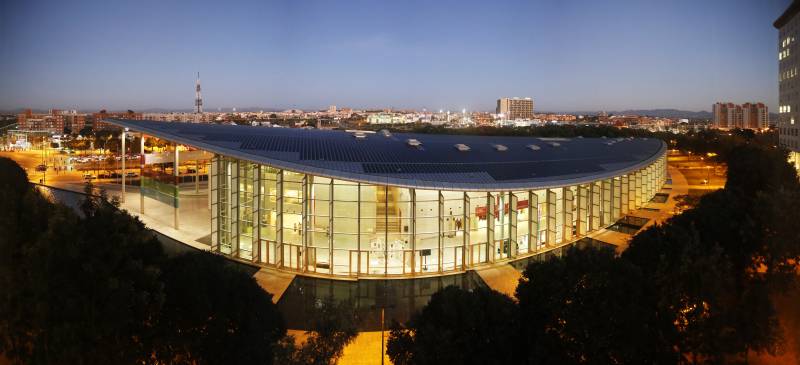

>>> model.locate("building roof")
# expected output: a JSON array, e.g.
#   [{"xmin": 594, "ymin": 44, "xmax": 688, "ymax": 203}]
[
  {"xmin": 775, "ymin": 1, "xmax": 800, "ymax": 29},
  {"xmin": 107, "ymin": 119, "xmax": 666, "ymax": 191}
]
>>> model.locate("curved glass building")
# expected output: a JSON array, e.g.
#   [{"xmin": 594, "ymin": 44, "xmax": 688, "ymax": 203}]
[{"xmin": 109, "ymin": 120, "xmax": 667, "ymax": 279}]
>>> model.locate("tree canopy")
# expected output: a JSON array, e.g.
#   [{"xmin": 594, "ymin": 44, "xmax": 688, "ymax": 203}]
[
  {"xmin": 0, "ymin": 157, "xmax": 287, "ymax": 364},
  {"xmin": 387, "ymin": 136, "xmax": 799, "ymax": 364}
]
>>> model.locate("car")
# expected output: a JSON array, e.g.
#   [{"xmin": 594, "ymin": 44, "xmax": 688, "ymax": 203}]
[
  {"xmin": 110, "ymin": 172, "xmax": 122, "ymax": 178},
  {"xmin": 98, "ymin": 173, "xmax": 109, "ymax": 179},
  {"xmin": 187, "ymin": 168, "xmax": 197, "ymax": 174},
  {"xmin": 83, "ymin": 174, "xmax": 95, "ymax": 180},
  {"xmin": 125, "ymin": 172, "xmax": 138, "ymax": 178},
  {"xmin": 35, "ymin": 164, "xmax": 47, "ymax": 172}
]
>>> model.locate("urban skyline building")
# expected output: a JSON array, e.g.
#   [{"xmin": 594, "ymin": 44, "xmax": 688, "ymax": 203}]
[
  {"xmin": 775, "ymin": 2, "xmax": 800, "ymax": 172},
  {"xmin": 711, "ymin": 102, "xmax": 769, "ymax": 129},
  {"xmin": 496, "ymin": 97, "xmax": 534, "ymax": 120}
]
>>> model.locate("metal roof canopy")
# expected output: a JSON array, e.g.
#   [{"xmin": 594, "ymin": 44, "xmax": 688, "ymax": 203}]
[{"xmin": 106, "ymin": 119, "xmax": 666, "ymax": 191}]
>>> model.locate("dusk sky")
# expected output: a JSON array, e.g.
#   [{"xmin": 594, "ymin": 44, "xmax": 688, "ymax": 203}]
[{"xmin": 0, "ymin": 0, "xmax": 790, "ymax": 112}]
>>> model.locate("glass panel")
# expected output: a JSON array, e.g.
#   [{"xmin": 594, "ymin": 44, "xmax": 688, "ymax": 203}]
[
  {"xmin": 282, "ymin": 178, "xmax": 303, "ymax": 246},
  {"xmin": 514, "ymin": 191, "xmax": 529, "ymax": 254},
  {"xmin": 467, "ymin": 192, "xmax": 488, "ymax": 264},
  {"xmin": 238, "ymin": 162, "xmax": 256, "ymax": 259},
  {"xmin": 332, "ymin": 180, "xmax": 360, "ymax": 275}
]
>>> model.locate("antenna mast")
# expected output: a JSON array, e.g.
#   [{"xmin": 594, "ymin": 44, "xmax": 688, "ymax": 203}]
[{"xmin": 195, "ymin": 72, "xmax": 203, "ymax": 114}]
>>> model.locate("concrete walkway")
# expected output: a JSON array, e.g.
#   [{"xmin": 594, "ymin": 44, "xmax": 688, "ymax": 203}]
[
  {"xmin": 253, "ymin": 268, "xmax": 296, "ymax": 304},
  {"xmin": 475, "ymin": 264, "xmax": 522, "ymax": 298}
]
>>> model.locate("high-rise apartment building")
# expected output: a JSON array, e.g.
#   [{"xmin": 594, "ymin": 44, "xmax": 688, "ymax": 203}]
[
  {"xmin": 712, "ymin": 102, "xmax": 768, "ymax": 129},
  {"xmin": 741, "ymin": 103, "xmax": 769, "ymax": 129},
  {"xmin": 775, "ymin": 2, "xmax": 800, "ymax": 172},
  {"xmin": 496, "ymin": 97, "xmax": 534, "ymax": 120}
]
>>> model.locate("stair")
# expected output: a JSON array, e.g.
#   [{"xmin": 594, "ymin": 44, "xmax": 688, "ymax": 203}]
[{"xmin": 376, "ymin": 186, "xmax": 401, "ymax": 233}]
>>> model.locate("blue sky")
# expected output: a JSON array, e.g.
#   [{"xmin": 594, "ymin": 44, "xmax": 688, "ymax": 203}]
[{"xmin": 0, "ymin": 0, "xmax": 790, "ymax": 112}]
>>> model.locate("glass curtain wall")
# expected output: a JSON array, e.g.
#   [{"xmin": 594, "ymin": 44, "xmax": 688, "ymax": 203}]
[{"xmin": 211, "ymin": 153, "xmax": 667, "ymax": 278}]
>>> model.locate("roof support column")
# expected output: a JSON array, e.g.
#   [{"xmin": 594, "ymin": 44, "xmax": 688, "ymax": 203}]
[
  {"xmin": 529, "ymin": 191, "xmax": 538, "ymax": 252},
  {"xmin": 173, "ymin": 143, "xmax": 179, "ymax": 230},
  {"xmin": 621, "ymin": 175, "xmax": 630, "ymax": 215},
  {"xmin": 121, "ymin": 129, "xmax": 126, "ymax": 203},
  {"xmin": 463, "ymin": 191, "xmax": 468, "ymax": 270},
  {"xmin": 140, "ymin": 134, "xmax": 145, "ymax": 215},
  {"xmin": 577, "ymin": 185, "xmax": 588, "ymax": 237},
  {"xmin": 546, "ymin": 189, "xmax": 556, "ymax": 247},
  {"xmin": 486, "ymin": 192, "xmax": 495, "ymax": 263},
  {"xmin": 563, "ymin": 187, "xmax": 573, "ymax": 242}
]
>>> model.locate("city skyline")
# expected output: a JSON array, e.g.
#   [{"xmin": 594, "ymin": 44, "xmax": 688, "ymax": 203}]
[{"xmin": 0, "ymin": 0, "xmax": 789, "ymax": 112}]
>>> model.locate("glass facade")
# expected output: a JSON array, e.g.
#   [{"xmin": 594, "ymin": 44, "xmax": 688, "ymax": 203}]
[{"xmin": 210, "ymin": 152, "xmax": 668, "ymax": 278}]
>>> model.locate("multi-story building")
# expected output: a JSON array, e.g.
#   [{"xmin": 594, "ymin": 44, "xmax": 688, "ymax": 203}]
[
  {"xmin": 741, "ymin": 103, "xmax": 769, "ymax": 129},
  {"xmin": 496, "ymin": 97, "xmax": 534, "ymax": 120},
  {"xmin": 366, "ymin": 112, "xmax": 414, "ymax": 124},
  {"xmin": 92, "ymin": 110, "xmax": 143, "ymax": 131},
  {"xmin": 64, "ymin": 114, "xmax": 87, "ymax": 133},
  {"xmin": 712, "ymin": 102, "xmax": 737, "ymax": 128},
  {"xmin": 775, "ymin": 2, "xmax": 800, "ymax": 172},
  {"xmin": 712, "ymin": 102, "xmax": 768, "ymax": 129},
  {"xmin": 16, "ymin": 109, "xmax": 65, "ymax": 134},
  {"xmin": 471, "ymin": 112, "xmax": 495, "ymax": 126}
]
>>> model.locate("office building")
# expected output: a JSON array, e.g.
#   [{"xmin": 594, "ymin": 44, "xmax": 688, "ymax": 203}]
[{"xmin": 775, "ymin": 2, "xmax": 800, "ymax": 172}]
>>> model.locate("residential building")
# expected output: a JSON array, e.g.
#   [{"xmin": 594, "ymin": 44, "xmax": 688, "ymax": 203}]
[
  {"xmin": 712, "ymin": 102, "xmax": 768, "ymax": 129},
  {"xmin": 496, "ymin": 97, "xmax": 534, "ymax": 120},
  {"xmin": 92, "ymin": 110, "xmax": 143, "ymax": 131},
  {"xmin": 16, "ymin": 109, "xmax": 65, "ymax": 134}
]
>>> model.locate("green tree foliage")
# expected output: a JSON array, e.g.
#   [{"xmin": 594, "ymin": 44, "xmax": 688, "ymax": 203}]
[
  {"xmin": 152, "ymin": 252, "xmax": 286, "ymax": 365},
  {"xmin": 386, "ymin": 286, "xmax": 519, "ymax": 365},
  {"xmin": 0, "ymin": 157, "xmax": 288, "ymax": 364},
  {"xmin": 387, "ymin": 139, "xmax": 798, "ymax": 364},
  {"xmin": 516, "ymin": 246, "xmax": 679, "ymax": 365},
  {"xmin": 0, "ymin": 158, "xmax": 165, "ymax": 364},
  {"xmin": 274, "ymin": 299, "xmax": 358, "ymax": 365},
  {"xmin": 623, "ymin": 144, "xmax": 800, "ymax": 362}
]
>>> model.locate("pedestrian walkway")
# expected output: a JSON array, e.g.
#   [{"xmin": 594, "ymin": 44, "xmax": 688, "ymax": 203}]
[
  {"xmin": 253, "ymin": 268, "xmax": 296, "ymax": 304},
  {"xmin": 474, "ymin": 264, "xmax": 522, "ymax": 298}
]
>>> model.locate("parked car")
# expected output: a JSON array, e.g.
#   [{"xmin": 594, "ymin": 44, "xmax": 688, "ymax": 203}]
[
  {"xmin": 125, "ymin": 172, "xmax": 138, "ymax": 178},
  {"xmin": 83, "ymin": 174, "xmax": 95, "ymax": 180},
  {"xmin": 110, "ymin": 172, "xmax": 122, "ymax": 178},
  {"xmin": 35, "ymin": 164, "xmax": 47, "ymax": 172}
]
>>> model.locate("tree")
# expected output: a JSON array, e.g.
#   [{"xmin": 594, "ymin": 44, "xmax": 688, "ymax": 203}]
[
  {"xmin": 622, "ymin": 143, "xmax": 800, "ymax": 362},
  {"xmin": 0, "ymin": 160, "xmax": 166, "ymax": 364},
  {"xmin": 274, "ymin": 298, "xmax": 358, "ymax": 365},
  {"xmin": 387, "ymin": 286, "xmax": 519, "ymax": 365},
  {"xmin": 79, "ymin": 126, "xmax": 92, "ymax": 136},
  {"xmin": 0, "ymin": 158, "xmax": 289, "ymax": 364},
  {"xmin": 152, "ymin": 252, "xmax": 286, "ymax": 365},
  {"xmin": 516, "ymin": 246, "xmax": 679, "ymax": 365}
]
